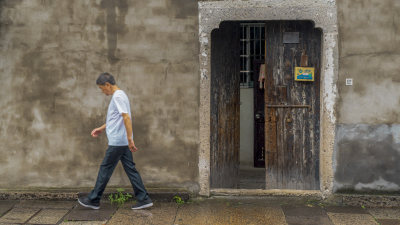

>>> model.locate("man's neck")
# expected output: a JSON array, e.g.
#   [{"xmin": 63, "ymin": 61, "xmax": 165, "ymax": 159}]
[{"xmin": 111, "ymin": 85, "xmax": 120, "ymax": 94}]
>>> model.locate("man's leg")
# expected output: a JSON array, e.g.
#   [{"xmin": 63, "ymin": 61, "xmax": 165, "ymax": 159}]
[
  {"xmin": 87, "ymin": 146, "xmax": 122, "ymax": 203},
  {"xmin": 120, "ymin": 147, "xmax": 150, "ymax": 202}
]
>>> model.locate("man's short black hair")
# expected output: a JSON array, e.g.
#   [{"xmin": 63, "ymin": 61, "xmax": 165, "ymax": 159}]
[{"xmin": 96, "ymin": 72, "xmax": 116, "ymax": 85}]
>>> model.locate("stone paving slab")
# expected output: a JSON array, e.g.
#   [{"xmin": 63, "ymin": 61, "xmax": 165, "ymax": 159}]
[
  {"xmin": 27, "ymin": 208, "xmax": 69, "ymax": 224},
  {"xmin": 327, "ymin": 212, "xmax": 378, "ymax": 225},
  {"xmin": 64, "ymin": 201, "xmax": 117, "ymax": 221},
  {"xmin": 107, "ymin": 202, "xmax": 178, "ymax": 225},
  {"xmin": 0, "ymin": 207, "xmax": 40, "ymax": 224},
  {"xmin": 368, "ymin": 207, "xmax": 400, "ymax": 219},
  {"xmin": 14, "ymin": 200, "xmax": 76, "ymax": 209},
  {"xmin": 281, "ymin": 204, "xmax": 327, "ymax": 217},
  {"xmin": 285, "ymin": 215, "xmax": 334, "ymax": 225},
  {"xmin": 325, "ymin": 206, "xmax": 368, "ymax": 214},
  {"xmin": 376, "ymin": 219, "xmax": 400, "ymax": 225},
  {"xmin": 282, "ymin": 204, "xmax": 333, "ymax": 225},
  {"xmin": 0, "ymin": 201, "xmax": 16, "ymax": 217},
  {"xmin": 59, "ymin": 221, "xmax": 107, "ymax": 225},
  {"xmin": 175, "ymin": 199, "xmax": 287, "ymax": 225}
]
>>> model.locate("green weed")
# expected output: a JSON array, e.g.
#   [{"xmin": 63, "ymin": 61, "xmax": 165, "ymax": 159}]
[
  {"xmin": 109, "ymin": 188, "xmax": 133, "ymax": 206},
  {"xmin": 173, "ymin": 195, "xmax": 185, "ymax": 205}
]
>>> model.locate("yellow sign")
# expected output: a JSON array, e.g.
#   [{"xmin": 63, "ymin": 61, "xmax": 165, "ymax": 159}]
[{"xmin": 295, "ymin": 67, "xmax": 315, "ymax": 81}]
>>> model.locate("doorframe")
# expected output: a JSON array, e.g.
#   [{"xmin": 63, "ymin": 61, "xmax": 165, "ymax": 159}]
[{"xmin": 198, "ymin": 0, "xmax": 339, "ymax": 197}]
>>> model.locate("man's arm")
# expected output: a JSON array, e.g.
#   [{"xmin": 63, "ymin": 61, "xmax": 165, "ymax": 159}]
[
  {"xmin": 122, "ymin": 113, "xmax": 138, "ymax": 152},
  {"xmin": 91, "ymin": 124, "xmax": 106, "ymax": 137}
]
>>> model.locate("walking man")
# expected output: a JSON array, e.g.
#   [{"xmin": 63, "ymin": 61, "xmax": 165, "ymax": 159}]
[{"xmin": 78, "ymin": 72, "xmax": 153, "ymax": 210}]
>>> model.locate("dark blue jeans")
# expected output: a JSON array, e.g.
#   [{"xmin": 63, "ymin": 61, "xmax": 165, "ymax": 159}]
[{"xmin": 88, "ymin": 146, "xmax": 149, "ymax": 203}]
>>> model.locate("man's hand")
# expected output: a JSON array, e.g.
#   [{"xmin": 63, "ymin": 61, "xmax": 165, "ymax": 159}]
[
  {"xmin": 129, "ymin": 139, "xmax": 138, "ymax": 153},
  {"xmin": 91, "ymin": 127, "xmax": 103, "ymax": 137}
]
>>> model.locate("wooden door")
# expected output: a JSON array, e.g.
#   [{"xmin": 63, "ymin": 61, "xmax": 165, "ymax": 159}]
[
  {"xmin": 210, "ymin": 21, "xmax": 241, "ymax": 188},
  {"xmin": 253, "ymin": 59, "xmax": 265, "ymax": 168},
  {"xmin": 264, "ymin": 21, "xmax": 321, "ymax": 190}
]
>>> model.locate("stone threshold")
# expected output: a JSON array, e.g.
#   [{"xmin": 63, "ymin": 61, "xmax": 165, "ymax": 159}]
[
  {"xmin": 211, "ymin": 188, "xmax": 400, "ymax": 207},
  {"xmin": 211, "ymin": 188, "xmax": 321, "ymax": 197}
]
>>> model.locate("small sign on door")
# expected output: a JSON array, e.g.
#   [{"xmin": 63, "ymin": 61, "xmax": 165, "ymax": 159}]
[{"xmin": 295, "ymin": 67, "xmax": 315, "ymax": 81}]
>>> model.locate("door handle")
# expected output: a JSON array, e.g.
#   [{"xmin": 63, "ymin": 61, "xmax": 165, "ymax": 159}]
[{"xmin": 255, "ymin": 113, "xmax": 263, "ymax": 119}]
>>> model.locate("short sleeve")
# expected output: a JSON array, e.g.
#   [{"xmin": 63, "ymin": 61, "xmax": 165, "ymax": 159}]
[{"xmin": 114, "ymin": 95, "xmax": 129, "ymax": 114}]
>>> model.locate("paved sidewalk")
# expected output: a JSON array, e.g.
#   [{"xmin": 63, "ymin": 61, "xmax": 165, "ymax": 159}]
[{"xmin": 0, "ymin": 197, "xmax": 400, "ymax": 225}]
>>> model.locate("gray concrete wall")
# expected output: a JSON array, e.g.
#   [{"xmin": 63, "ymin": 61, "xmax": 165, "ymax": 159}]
[
  {"xmin": 0, "ymin": 0, "xmax": 200, "ymax": 192},
  {"xmin": 334, "ymin": 0, "xmax": 400, "ymax": 192}
]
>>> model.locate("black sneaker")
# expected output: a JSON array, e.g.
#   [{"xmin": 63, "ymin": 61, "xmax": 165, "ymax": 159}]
[
  {"xmin": 131, "ymin": 198, "xmax": 153, "ymax": 210},
  {"xmin": 78, "ymin": 196, "xmax": 100, "ymax": 210}
]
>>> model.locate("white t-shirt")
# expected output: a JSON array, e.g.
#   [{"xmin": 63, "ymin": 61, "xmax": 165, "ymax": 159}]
[{"xmin": 106, "ymin": 90, "xmax": 133, "ymax": 146}]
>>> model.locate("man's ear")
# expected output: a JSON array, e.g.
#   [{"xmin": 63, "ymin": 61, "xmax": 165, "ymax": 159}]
[{"xmin": 104, "ymin": 82, "xmax": 111, "ymax": 87}]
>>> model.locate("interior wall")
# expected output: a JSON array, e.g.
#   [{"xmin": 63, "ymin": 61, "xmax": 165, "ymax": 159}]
[{"xmin": 239, "ymin": 88, "xmax": 254, "ymax": 168}]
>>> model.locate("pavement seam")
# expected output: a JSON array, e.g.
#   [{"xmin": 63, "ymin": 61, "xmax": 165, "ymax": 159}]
[
  {"xmin": 104, "ymin": 205, "xmax": 120, "ymax": 225},
  {"xmin": 0, "ymin": 202, "xmax": 17, "ymax": 219},
  {"xmin": 55, "ymin": 203, "xmax": 78, "ymax": 225},
  {"xmin": 322, "ymin": 207, "xmax": 339, "ymax": 225},
  {"xmin": 23, "ymin": 208, "xmax": 42, "ymax": 225},
  {"xmin": 172, "ymin": 204, "xmax": 180, "ymax": 225}
]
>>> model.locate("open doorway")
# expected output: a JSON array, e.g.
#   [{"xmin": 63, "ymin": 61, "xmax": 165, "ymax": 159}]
[
  {"xmin": 210, "ymin": 21, "xmax": 321, "ymax": 190},
  {"xmin": 239, "ymin": 23, "xmax": 266, "ymax": 189}
]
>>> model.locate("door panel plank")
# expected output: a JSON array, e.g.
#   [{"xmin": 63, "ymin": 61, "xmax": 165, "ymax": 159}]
[
  {"xmin": 210, "ymin": 22, "xmax": 241, "ymax": 189},
  {"xmin": 265, "ymin": 21, "xmax": 321, "ymax": 190}
]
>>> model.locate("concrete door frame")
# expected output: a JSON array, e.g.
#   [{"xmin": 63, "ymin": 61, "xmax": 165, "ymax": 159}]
[{"xmin": 198, "ymin": 0, "xmax": 338, "ymax": 197}]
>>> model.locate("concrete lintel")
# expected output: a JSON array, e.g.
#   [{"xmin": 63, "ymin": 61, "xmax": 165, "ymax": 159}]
[{"xmin": 198, "ymin": 0, "xmax": 338, "ymax": 197}]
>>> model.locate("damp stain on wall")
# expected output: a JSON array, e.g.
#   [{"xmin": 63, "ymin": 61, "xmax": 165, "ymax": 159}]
[
  {"xmin": 334, "ymin": 124, "xmax": 400, "ymax": 192},
  {"xmin": 97, "ymin": 0, "xmax": 128, "ymax": 64}
]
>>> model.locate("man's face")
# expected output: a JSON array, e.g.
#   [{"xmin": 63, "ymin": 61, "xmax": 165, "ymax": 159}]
[{"xmin": 98, "ymin": 83, "xmax": 113, "ymax": 96}]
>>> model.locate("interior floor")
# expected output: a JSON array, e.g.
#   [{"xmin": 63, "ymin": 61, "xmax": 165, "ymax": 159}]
[{"xmin": 238, "ymin": 166, "xmax": 266, "ymax": 189}]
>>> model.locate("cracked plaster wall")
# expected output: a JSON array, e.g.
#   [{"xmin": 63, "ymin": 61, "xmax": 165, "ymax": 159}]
[
  {"xmin": 334, "ymin": 0, "xmax": 400, "ymax": 192},
  {"xmin": 0, "ymin": 0, "xmax": 200, "ymax": 192}
]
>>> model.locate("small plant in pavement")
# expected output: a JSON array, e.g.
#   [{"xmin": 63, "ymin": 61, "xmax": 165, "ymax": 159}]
[
  {"xmin": 173, "ymin": 195, "xmax": 185, "ymax": 205},
  {"xmin": 109, "ymin": 188, "xmax": 132, "ymax": 206}
]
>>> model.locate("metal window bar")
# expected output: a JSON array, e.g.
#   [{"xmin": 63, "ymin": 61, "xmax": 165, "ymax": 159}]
[{"xmin": 240, "ymin": 23, "xmax": 265, "ymax": 88}]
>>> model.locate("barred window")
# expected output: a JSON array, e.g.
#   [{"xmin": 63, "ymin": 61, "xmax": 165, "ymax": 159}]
[{"xmin": 240, "ymin": 23, "xmax": 265, "ymax": 88}]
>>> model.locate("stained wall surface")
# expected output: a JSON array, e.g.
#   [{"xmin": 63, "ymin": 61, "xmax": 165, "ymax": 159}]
[
  {"xmin": 334, "ymin": 0, "xmax": 400, "ymax": 191},
  {"xmin": 0, "ymin": 0, "xmax": 200, "ymax": 192}
]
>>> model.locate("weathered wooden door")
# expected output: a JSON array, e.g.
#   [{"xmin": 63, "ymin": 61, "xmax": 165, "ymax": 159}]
[
  {"xmin": 253, "ymin": 59, "xmax": 265, "ymax": 168},
  {"xmin": 264, "ymin": 21, "xmax": 321, "ymax": 190},
  {"xmin": 210, "ymin": 22, "xmax": 241, "ymax": 188}
]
